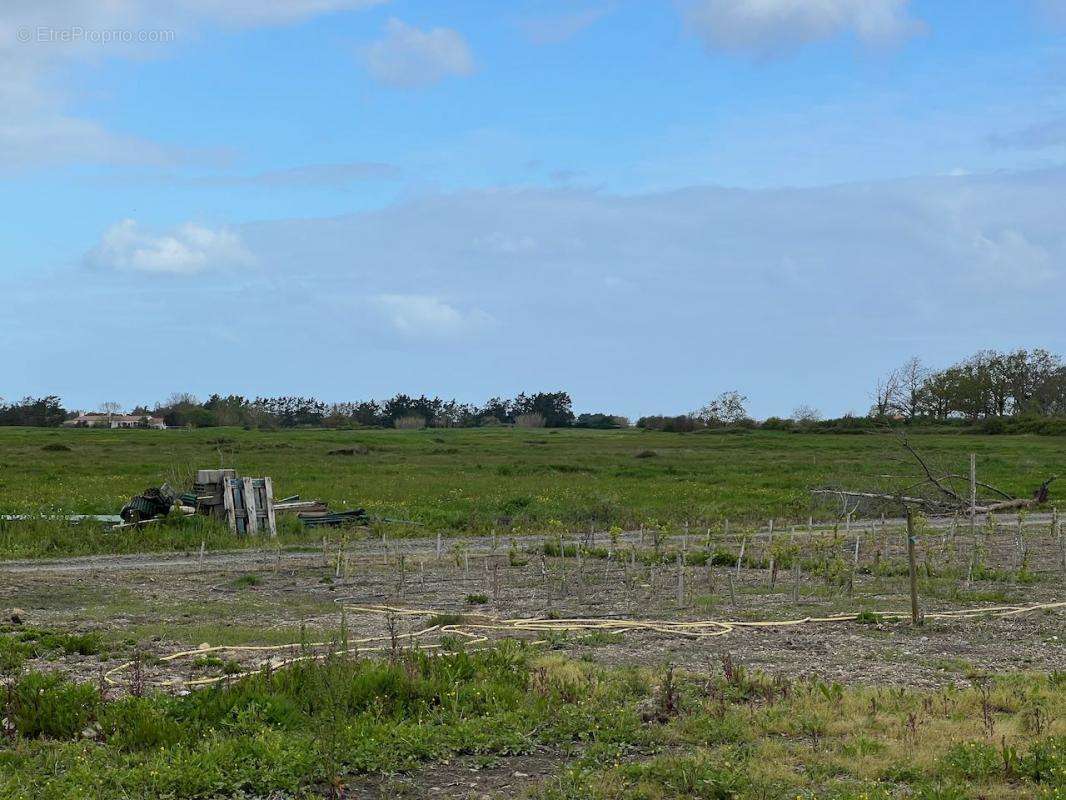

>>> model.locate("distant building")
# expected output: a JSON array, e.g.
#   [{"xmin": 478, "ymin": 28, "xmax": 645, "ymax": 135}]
[{"xmin": 63, "ymin": 413, "xmax": 166, "ymax": 429}]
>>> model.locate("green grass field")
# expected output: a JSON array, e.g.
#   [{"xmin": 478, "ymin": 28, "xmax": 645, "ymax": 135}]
[
  {"xmin": 1, "ymin": 426, "xmax": 1064, "ymax": 558},
  {"xmin": 1, "ymin": 643, "xmax": 1062, "ymax": 800}
]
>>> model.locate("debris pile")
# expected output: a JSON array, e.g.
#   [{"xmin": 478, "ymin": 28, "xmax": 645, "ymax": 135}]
[
  {"xmin": 109, "ymin": 468, "xmax": 380, "ymax": 535},
  {"xmin": 119, "ymin": 483, "xmax": 182, "ymax": 523}
]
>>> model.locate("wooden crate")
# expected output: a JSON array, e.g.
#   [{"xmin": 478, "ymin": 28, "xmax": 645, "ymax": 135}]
[
  {"xmin": 194, "ymin": 469, "xmax": 237, "ymax": 516},
  {"xmin": 221, "ymin": 477, "xmax": 277, "ymax": 537}
]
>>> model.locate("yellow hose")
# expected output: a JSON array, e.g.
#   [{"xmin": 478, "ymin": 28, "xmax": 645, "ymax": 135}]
[{"xmin": 103, "ymin": 600, "xmax": 1064, "ymax": 689}]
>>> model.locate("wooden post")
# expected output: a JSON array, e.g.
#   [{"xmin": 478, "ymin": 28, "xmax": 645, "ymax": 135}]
[
  {"xmin": 727, "ymin": 573, "xmax": 736, "ymax": 608},
  {"xmin": 241, "ymin": 477, "xmax": 259, "ymax": 535},
  {"xmin": 969, "ymin": 453, "xmax": 977, "ymax": 540},
  {"xmin": 735, "ymin": 536, "xmax": 746, "ymax": 578},
  {"xmin": 849, "ymin": 531, "xmax": 860, "ymax": 595},
  {"xmin": 906, "ymin": 509, "xmax": 920, "ymax": 626},
  {"xmin": 676, "ymin": 551, "xmax": 685, "ymax": 606},
  {"xmin": 198, "ymin": 540, "xmax": 205, "ymax": 571},
  {"xmin": 1055, "ymin": 508, "xmax": 1064, "ymax": 574},
  {"xmin": 792, "ymin": 557, "xmax": 801, "ymax": 603},
  {"xmin": 262, "ymin": 477, "xmax": 277, "ymax": 538},
  {"xmin": 436, "ymin": 531, "xmax": 442, "ymax": 561}
]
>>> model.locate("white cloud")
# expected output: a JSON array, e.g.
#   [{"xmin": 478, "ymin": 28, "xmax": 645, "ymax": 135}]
[
  {"xmin": 989, "ymin": 117, "xmax": 1066, "ymax": 150},
  {"xmin": 87, "ymin": 219, "xmax": 254, "ymax": 274},
  {"xmin": 474, "ymin": 231, "xmax": 538, "ymax": 254},
  {"xmin": 0, "ymin": 1, "xmax": 387, "ymax": 167},
  {"xmin": 373, "ymin": 294, "xmax": 492, "ymax": 336},
  {"xmin": 177, "ymin": 0, "xmax": 389, "ymax": 26},
  {"xmin": 362, "ymin": 18, "xmax": 474, "ymax": 88},
  {"xmin": 205, "ymin": 161, "xmax": 402, "ymax": 187},
  {"xmin": 682, "ymin": 0, "xmax": 923, "ymax": 55},
  {"xmin": 519, "ymin": 6, "xmax": 613, "ymax": 45},
  {"xmin": 970, "ymin": 229, "xmax": 1055, "ymax": 286}
]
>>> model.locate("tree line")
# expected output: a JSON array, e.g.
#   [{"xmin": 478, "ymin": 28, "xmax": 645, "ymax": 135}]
[
  {"xmin": 3, "ymin": 348, "xmax": 1066, "ymax": 431},
  {"xmin": 872, "ymin": 349, "xmax": 1066, "ymax": 421},
  {"xmin": 0, "ymin": 391, "xmax": 619, "ymax": 430}
]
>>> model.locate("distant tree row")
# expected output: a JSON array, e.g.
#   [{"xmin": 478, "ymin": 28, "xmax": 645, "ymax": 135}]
[
  {"xmin": 128, "ymin": 391, "xmax": 581, "ymax": 430},
  {"xmin": 4, "ymin": 348, "xmax": 1066, "ymax": 431},
  {"xmin": 0, "ymin": 396, "xmax": 66, "ymax": 427},
  {"xmin": 873, "ymin": 349, "xmax": 1066, "ymax": 421}
]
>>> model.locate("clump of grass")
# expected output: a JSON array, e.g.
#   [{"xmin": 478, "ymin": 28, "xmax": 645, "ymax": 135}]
[
  {"xmin": 634, "ymin": 449, "xmax": 657, "ymax": 458},
  {"xmin": 464, "ymin": 594, "xmax": 489, "ymax": 605},
  {"xmin": 232, "ymin": 574, "xmax": 263, "ymax": 589},
  {"xmin": 40, "ymin": 443, "xmax": 72, "ymax": 452},
  {"xmin": 1, "ymin": 628, "xmax": 103, "ymax": 661},
  {"xmin": 327, "ymin": 444, "xmax": 369, "ymax": 456}
]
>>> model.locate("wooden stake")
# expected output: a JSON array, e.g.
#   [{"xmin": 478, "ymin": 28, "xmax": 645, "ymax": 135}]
[
  {"xmin": 198, "ymin": 540, "xmax": 205, "ymax": 571},
  {"xmin": 906, "ymin": 509, "xmax": 920, "ymax": 626},
  {"xmin": 676, "ymin": 551, "xmax": 685, "ymax": 606}
]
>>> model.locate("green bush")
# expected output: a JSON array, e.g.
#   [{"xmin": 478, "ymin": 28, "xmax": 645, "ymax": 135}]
[{"xmin": 9, "ymin": 671, "xmax": 99, "ymax": 739}]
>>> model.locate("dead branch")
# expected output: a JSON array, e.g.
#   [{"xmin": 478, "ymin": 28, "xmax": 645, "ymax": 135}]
[
  {"xmin": 811, "ymin": 439, "xmax": 1055, "ymax": 518},
  {"xmin": 899, "ymin": 436, "xmax": 962, "ymax": 504}
]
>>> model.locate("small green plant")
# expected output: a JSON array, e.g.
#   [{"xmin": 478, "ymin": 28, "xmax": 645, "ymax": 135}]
[{"xmin": 464, "ymin": 594, "xmax": 489, "ymax": 605}]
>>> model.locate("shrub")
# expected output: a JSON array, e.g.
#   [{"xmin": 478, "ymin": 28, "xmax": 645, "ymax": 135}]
[
  {"xmin": 515, "ymin": 413, "xmax": 546, "ymax": 428},
  {"xmin": 8, "ymin": 671, "xmax": 99, "ymax": 739},
  {"xmin": 393, "ymin": 415, "xmax": 427, "ymax": 430},
  {"xmin": 327, "ymin": 444, "xmax": 369, "ymax": 456}
]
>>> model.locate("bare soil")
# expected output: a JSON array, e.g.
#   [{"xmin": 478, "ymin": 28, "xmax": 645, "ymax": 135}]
[{"xmin": 1, "ymin": 521, "xmax": 1062, "ymax": 694}]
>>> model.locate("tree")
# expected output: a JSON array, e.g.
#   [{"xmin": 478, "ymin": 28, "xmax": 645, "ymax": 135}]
[
  {"xmin": 98, "ymin": 401, "xmax": 122, "ymax": 422},
  {"xmin": 0, "ymin": 396, "xmax": 67, "ymax": 427},
  {"xmin": 697, "ymin": 391, "xmax": 748, "ymax": 425},
  {"xmin": 792, "ymin": 405, "xmax": 821, "ymax": 425},
  {"xmin": 897, "ymin": 357, "xmax": 928, "ymax": 419},
  {"xmin": 872, "ymin": 367, "xmax": 903, "ymax": 418},
  {"xmin": 512, "ymin": 391, "xmax": 574, "ymax": 427}
]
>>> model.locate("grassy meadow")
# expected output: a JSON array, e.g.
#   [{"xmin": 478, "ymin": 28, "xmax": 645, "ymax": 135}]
[
  {"xmin": 1, "ymin": 642, "xmax": 1063, "ymax": 800},
  {"xmin": 1, "ymin": 426, "xmax": 1065, "ymax": 558}
]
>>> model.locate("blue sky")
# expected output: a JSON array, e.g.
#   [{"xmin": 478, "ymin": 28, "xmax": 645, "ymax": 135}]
[{"xmin": 2, "ymin": 0, "xmax": 1066, "ymax": 419}]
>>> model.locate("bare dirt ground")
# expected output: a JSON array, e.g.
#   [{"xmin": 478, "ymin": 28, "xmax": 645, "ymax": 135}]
[{"xmin": 1, "ymin": 519, "xmax": 1062, "ymax": 695}]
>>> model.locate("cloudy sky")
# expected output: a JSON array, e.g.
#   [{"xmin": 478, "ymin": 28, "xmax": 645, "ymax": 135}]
[{"xmin": 2, "ymin": 0, "xmax": 1065, "ymax": 418}]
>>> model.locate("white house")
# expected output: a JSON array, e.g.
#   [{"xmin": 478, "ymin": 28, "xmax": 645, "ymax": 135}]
[{"xmin": 64, "ymin": 413, "xmax": 166, "ymax": 429}]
